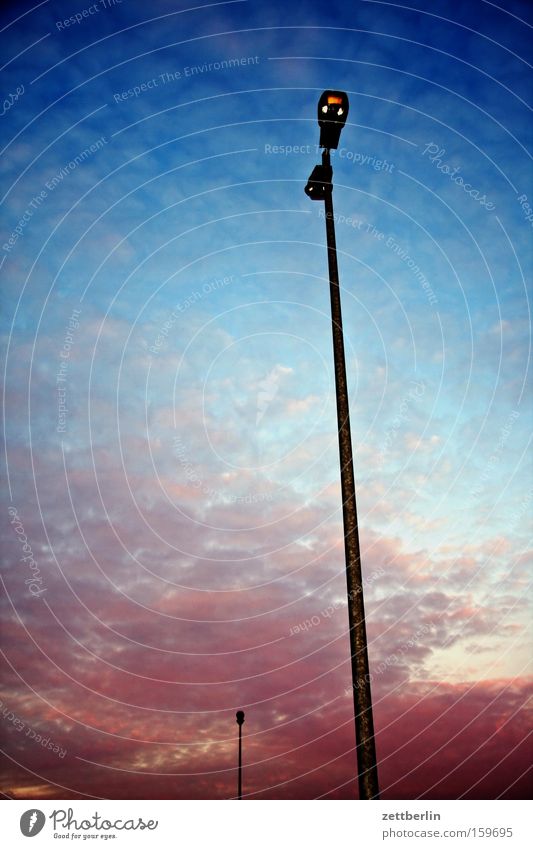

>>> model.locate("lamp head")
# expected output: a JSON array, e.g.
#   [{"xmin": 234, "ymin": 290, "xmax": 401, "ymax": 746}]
[
  {"xmin": 236, "ymin": 710, "xmax": 245, "ymax": 725},
  {"xmin": 317, "ymin": 90, "xmax": 349, "ymax": 149},
  {"xmin": 304, "ymin": 162, "xmax": 333, "ymax": 200}
]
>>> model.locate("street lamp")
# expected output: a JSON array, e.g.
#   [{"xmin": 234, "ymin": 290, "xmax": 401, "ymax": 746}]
[
  {"xmin": 236, "ymin": 710, "xmax": 245, "ymax": 799},
  {"xmin": 305, "ymin": 91, "xmax": 380, "ymax": 801},
  {"xmin": 317, "ymin": 90, "xmax": 349, "ymax": 149}
]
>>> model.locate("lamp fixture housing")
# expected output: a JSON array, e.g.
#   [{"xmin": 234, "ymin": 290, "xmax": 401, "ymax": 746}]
[{"xmin": 318, "ymin": 90, "xmax": 349, "ymax": 149}]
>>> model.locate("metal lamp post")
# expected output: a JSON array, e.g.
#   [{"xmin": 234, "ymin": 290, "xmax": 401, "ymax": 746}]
[
  {"xmin": 305, "ymin": 91, "xmax": 380, "ymax": 800},
  {"xmin": 236, "ymin": 710, "xmax": 245, "ymax": 799}
]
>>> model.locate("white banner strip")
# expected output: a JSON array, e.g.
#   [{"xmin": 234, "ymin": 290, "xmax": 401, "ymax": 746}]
[{"xmin": 2, "ymin": 799, "xmax": 530, "ymax": 848}]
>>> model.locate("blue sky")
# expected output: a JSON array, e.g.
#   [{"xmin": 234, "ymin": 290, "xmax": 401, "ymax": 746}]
[{"xmin": 1, "ymin": 0, "xmax": 531, "ymax": 799}]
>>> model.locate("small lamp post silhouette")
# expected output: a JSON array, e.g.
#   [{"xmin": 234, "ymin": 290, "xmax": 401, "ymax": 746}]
[
  {"xmin": 305, "ymin": 91, "xmax": 380, "ymax": 800},
  {"xmin": 236, "ymin": 710, "xmax": 245, "ymax": 799}
]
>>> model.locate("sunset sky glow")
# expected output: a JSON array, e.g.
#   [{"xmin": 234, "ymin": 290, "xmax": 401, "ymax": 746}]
[{"xmin": 1, "ymin": 0, "xmax": 532, "ymax": 800}]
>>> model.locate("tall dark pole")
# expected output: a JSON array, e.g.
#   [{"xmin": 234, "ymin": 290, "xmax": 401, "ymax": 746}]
[
  {"xmin": 321, "ymin": 148, "xmax": 380, "ymax": 800},
  {"xmin": 236, "ymin": 710, "xmax": 244, "ymax": 799}
]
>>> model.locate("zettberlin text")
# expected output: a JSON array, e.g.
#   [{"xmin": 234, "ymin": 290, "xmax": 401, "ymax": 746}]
[{"xmin": 382, "ymin": 811, "xmax": 441, "ymax": 820}]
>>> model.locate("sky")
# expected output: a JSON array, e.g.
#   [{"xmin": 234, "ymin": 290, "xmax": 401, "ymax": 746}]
[{"xmin": 0, "ymin": 0, "xmax": 531, "ymax": 801}]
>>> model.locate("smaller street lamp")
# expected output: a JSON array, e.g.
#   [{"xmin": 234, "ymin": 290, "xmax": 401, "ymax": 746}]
[{"xmin": 236, "ymin": 710, "xmax": 245, "ymax": 799}]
